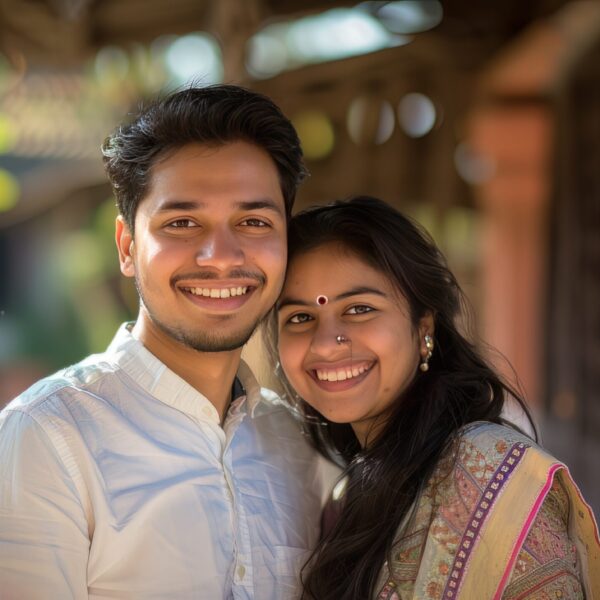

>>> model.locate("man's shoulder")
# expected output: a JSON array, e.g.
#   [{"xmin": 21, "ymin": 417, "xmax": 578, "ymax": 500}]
[
  {"xmin": 250, "ymin": 386, "xmax": 323, "ymax": 452},
  {"xmin": 253, "ymin": 386, "xmax": 340, "ymax": 501},
  {"xmin": 253, "ymin": 386, "xmax": 301, "ymax": 425},
  {"xmin": 1, "ymin": 351, "xmax": 115, "ymax": 422},
  {"xmin": 256, "ymin": 386, "xmax": 286, "ymax": 409}
]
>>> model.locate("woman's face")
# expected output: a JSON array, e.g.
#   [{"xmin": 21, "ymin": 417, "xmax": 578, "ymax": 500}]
[{"xmin": 277, "ymin": 242, "xmax": 433, "ymax": 445}]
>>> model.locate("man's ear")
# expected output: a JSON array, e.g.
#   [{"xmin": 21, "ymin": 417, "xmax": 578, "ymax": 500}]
[{"xmin": 115, "ymin": 215, "xmax": 135, "ymax": 278}]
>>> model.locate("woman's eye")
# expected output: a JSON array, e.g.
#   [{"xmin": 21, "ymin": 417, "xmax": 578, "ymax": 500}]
[
  {"xmin": 288, "ymin": 313, "xmax": 312, "ymax": 324},
  {"xmin": 346, "ymin": 305, "xmax": 374, "ymax": 315}
]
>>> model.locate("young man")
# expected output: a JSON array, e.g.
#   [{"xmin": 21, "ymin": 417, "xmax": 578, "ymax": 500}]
[{"xmin": 0, "ymin": 86, "xmax": 329, "ymax": 599}]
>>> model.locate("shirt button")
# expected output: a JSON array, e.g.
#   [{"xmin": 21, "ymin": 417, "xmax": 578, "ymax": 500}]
[{"xmin": 237, "ymin": 565, "xmax": 246, "ymax": 579}]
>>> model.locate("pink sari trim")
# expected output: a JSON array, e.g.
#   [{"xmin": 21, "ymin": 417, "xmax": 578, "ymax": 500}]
[{"xmin": 493, "ymin": 463, "xmax": 563, "ymax": 599}]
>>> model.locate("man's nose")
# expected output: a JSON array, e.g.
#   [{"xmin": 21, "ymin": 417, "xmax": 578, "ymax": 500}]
[{"xmin": 195, "ymin": 227, "xmax": 245, "ymax": 271}]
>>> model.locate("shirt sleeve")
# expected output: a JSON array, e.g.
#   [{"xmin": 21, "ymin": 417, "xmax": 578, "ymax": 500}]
[
  {"xmin": 502, "ymin": 476, "xmax": 584, "ymax": 599},
  {"xmin": 0, "ymin": 409, "xmax": 90, "ymax": 599}
]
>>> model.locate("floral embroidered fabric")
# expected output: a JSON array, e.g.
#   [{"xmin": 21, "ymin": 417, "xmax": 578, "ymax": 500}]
[{"xmin": 375, "ymin": 424, "xmax": 585, "ymax": 599}]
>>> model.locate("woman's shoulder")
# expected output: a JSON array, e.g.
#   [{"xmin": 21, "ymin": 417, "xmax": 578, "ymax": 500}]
[
  {"xmin": 427, "ymin": 421, "xmax": 557, "ymax": 512},
  {"xmin": 459, "ymin": 420, "xmax": 535, "ymax": 449},
  {"xmin": 453, "ymin": 420, "xmax": 552, "ymax": 474}
]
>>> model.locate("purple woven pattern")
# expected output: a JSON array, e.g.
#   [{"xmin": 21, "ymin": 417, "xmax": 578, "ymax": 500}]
[{"xmin": 441, "ymin": 442, "xmax": 528, "ymax": 599}]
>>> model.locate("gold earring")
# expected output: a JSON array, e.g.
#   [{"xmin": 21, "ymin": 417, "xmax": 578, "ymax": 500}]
[{"xmin": 419, "ymin": 334, "xmax": 434, "ymax": 372}]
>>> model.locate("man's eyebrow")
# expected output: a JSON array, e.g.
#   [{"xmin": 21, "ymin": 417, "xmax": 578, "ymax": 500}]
[
  {"xmin": 235, "ymin": 199, "xmax": 284, "ymax": 217},
  {"xmin": 277, "ymin": 286, "xmax": 387, "ymax": 310},
  {"xmin": 155, "ymin": 200, "xmax": 205, "ymax": 212},
  {"xmin": 154, "ymin": 198, "xmax": 284, "ymax": 217}
]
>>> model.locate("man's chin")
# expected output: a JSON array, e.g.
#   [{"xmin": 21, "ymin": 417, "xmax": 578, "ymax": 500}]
[
  {"xmin": 185, "ymin": 334, "xmax": 252, "ymax": 353},
  {"xmin": 138, "ymin": 297, "xmax": 272, "ymax": 354},
  {"xmin": 159, "ymin": 321, "xmax": 258, "ymax": 354}
]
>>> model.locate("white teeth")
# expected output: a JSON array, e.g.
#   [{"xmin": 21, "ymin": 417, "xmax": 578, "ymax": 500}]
[
  {"xmin": 316, "ymin": 364, "xmax": 371, "ymax": 382},
  {"xmin": 185, "ymin": 286, "xmax": 250, "ymax": 298}
]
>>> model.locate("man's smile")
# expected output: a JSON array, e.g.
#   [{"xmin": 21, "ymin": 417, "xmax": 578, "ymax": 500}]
[
  {"xmin": 181, "ymin": 285, "xmax": 250, "ymax": 298},
  {"xmin": 177, "ymin": 282, "xmax": 259, "ymax": 312}
]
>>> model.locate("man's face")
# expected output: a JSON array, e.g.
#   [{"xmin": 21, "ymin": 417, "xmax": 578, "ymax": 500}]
[{"xmin": 116, "ymin": 141, "xmax": 287, "ymax": 352}]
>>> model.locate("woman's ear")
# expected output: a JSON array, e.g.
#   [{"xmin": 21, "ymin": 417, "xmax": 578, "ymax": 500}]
[
  {"xmin": 115, "ymin": 215, "xmax": 135, "ymax": 277},
  {"xmin": 416, "ymin": 312, "xmax": 435, "ymax": 371},
  {"xmin": 417, "ymin": 311, "xmax": 435, "ymax": 340}
]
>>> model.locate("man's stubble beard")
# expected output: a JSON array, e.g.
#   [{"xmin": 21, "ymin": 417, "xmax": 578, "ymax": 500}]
[
  {"xmin": 135, "ymin": 278, "xmax": 270, "ymax": 353},
  {"xmin": 153, "ymin": 311, "xmax": 262, "ymax": 352}
]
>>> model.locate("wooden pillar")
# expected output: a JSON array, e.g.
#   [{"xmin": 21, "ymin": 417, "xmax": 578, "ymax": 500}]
[
  {"xmin": 209, "ymin": 0, "xmax": 262, "ymax": 84},
  {"xmin": 467, "ymin": 103, "xmax": 551, "ymax": 407}
]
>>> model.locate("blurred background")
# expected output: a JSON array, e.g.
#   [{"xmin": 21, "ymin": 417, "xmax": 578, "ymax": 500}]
[{"xmin": 0, "ymin": 0, "xmax": 598, "ymax": 513}]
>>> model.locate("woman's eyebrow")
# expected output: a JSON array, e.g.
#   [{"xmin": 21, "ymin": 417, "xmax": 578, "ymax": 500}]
[
  {"xmin": 277, "ymin": 286, "xmax": 387, "ymax": 310},
  {"xmin": 335, "ymin": 286, "xmax": 387, "ymax": 301}
]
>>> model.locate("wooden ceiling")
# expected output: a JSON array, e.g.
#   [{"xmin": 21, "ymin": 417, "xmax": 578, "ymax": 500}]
[
  {"xmin": 0, "ymin": 0, "xmax": 570, "ymax": 68},
  {"xmin": 0, "ymin": 0, "xmax": 576, "ymax": 225}
]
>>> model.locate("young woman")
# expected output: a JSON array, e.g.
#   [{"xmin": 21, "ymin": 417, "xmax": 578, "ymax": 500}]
[{"xmin": 269, "ymin": 196, "xmax": 599, "ymax": 600}]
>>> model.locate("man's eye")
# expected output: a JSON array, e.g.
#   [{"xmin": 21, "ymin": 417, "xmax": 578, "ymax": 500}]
[
  {"xmin": 168, "ymin": 219, "xmax": 196, "ymax": 228},
  {"xmin": 288, "ymin": 313, "xmax": 312, "ymax": 324},
  {"xmin": 346, "ymin": 305, "xmax": 374, "ymax": 315},
  {"xmin": 240, "ymin": 218, "xmax": 269, "ymax": 227}
]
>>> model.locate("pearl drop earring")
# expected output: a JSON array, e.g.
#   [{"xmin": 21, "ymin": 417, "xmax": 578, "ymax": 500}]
[{"xmin": 419, "ymin": 334, "xmax": 434, "ymax": 372}]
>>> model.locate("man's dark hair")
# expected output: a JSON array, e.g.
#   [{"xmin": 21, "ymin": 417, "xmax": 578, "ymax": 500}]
[{"xmin": 102, "ymin": 84, "xmax": 307, "ymax": 230}]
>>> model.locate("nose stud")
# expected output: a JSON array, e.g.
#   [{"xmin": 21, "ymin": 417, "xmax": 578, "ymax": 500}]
[{"xmin": 336, "ymin": 335, "xmax": 349, "ymax": 345}]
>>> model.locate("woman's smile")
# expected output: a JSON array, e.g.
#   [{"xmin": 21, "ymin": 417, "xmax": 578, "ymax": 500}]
[{"xmin": 311, "ymin": 360, "xmax": 375, "ymax": 383}]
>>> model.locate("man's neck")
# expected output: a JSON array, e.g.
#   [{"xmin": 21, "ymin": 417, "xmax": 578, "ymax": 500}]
[{"xmin": 131, "ymin": 319, "xmax": 243, "ymax": 423}]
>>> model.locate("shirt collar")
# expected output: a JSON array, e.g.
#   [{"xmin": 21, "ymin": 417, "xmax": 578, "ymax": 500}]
[{"xmin": 105, "ymin": 323, "xmax": 271, "ymax": 424}]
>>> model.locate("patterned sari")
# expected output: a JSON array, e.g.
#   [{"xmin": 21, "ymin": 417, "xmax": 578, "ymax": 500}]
[{"xmin": 373, "ymin": 423, "xmax": 600, "ymax": 599}]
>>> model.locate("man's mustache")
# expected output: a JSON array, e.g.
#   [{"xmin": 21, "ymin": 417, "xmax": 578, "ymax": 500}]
[{"xmin": 171, "ymin": 270, "xmax": 266, "ymax": 285}]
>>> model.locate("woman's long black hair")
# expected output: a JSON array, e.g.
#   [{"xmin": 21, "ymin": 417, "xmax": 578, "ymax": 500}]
[{"xmin": 265, "ymin": 196, "xmax": 536, "ymax": 600}]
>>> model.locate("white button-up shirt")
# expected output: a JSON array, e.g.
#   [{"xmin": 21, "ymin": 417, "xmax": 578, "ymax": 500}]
[{"xmin": 0, "ymin": 324, "xmax": 329, "ymax": 599}]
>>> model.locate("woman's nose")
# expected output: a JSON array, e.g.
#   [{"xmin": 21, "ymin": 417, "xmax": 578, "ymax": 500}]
[{"xmin": 309, "ymin": 318, "xmax": 347, "ymax": 358}]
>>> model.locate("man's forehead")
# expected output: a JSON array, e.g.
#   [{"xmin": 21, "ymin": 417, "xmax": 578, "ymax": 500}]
[{"xmin": 136, "ymin": 141, "xmax": 285, "ymax": 217}]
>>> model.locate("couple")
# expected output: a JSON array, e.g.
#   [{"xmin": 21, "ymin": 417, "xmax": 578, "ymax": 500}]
[{"xmin": 0, "ymin": 85, "xmax": 598, "ymax": 599}]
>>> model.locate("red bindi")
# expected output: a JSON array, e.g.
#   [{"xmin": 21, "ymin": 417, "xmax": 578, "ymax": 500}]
[{"xmin": 316, "ymin": 295, "xmax": 328, "ymax": 305}]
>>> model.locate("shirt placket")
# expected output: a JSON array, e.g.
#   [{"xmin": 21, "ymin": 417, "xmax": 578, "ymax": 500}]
[{"xmin": 223, "ymin": 398, "xmax": 254, "ymax": 598}]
